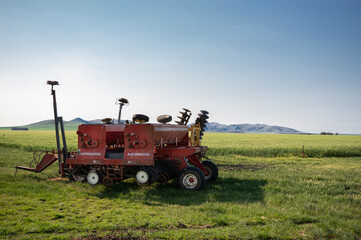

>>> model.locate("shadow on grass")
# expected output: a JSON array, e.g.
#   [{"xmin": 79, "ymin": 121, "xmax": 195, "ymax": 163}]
[{"xmin": 95, "ymin": 177, "xmax": 267, "ymax": 206}]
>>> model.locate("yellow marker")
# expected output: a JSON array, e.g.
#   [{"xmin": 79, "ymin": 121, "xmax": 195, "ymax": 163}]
[{"xmin": 189, "ymin": 124, "xmax": 201, "ymax": 146}]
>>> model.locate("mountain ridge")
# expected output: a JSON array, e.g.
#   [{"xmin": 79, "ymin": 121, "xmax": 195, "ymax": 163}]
[
  {"xmin": 205, "ymin": 122, "xmax": 302, "ymax": 134},
  {"xmin": 1, "ymin": 118, "xmax": 304, "ymax": 133}
]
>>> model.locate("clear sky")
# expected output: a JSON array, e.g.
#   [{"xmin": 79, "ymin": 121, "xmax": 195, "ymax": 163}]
[{"xmin": 0, "ymin": 0, "xmax": 360, "ymax": 134}]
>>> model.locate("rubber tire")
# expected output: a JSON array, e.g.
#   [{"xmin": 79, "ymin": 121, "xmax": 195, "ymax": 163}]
[
  {"xmin": 178, "ymin": 166, "xmax": 206, "ymax": 191},
  {"xmin": 157, "ymin": 115, "xmax": 172, "ymax": 124},
  {"xmin": 202, "ymin": 160, "xmax": 218, "ymax": 183},
  {"xmin": 132, "ymin": 114, "xmax": 149, "ymax": 123}
]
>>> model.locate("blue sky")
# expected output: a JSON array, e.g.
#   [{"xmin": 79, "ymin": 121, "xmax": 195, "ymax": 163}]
[{"xmin": 0, "ymin": 0, "xmax": 360, "ymax": 133}]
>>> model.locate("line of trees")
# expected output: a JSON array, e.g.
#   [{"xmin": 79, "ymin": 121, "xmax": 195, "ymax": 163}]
[
  {"xmin": 320, "ymin": 132, "xmax": 338, "ymax": 135},
  {"xmin": 11, "ymin": 127, "xmax": 28, "ymax": 131}
]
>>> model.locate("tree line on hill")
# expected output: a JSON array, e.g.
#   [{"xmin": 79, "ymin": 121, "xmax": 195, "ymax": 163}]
[
  {"xmin": 11, "ymin": 127, "xmax": 28, "ymax": 131},
  {"xmin": 320, "ymin": 132, "xmax": 338, "ymax": 135}
]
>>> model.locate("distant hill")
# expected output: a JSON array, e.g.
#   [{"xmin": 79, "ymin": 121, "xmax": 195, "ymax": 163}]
[
  {"xmin": 0, "ymin": 118, "xmax": 103, "ymax": 130},
  {"xmin": 206, "ymin": 122, "xmax": 303, "ymax": 134},
  {"xmin": 0, "ymin": 118, "xmax": 303, "ymax": 133}
]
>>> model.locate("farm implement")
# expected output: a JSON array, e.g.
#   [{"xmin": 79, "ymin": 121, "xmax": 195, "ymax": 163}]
[{"xmin": 15, "ymin": 81, "xmax": 218, "ymax": 190}]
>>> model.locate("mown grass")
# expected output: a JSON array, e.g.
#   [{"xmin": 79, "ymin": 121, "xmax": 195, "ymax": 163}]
[
  {"xmin": 0, "ymin": 130, "xmax": 361, "ymax": 239},
  {"xmin": 0, "ymin": 122, "xmax": 80, "ymax": 131},
  {"xmin": 204, "ymin": 132, "xmax": 361, "ymax": 158},
  {"xmin": 1, "ymin": 130, "xmax": 360, "ymax": 158},
  {"xmin": 0, "ymin": 130, "xmax": 78, "ymax": 152}
]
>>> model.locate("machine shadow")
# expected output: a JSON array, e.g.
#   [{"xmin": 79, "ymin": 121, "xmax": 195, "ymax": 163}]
[{"xmin": 97, "ymin": 177, "xmax": 267, "ymax": 206}]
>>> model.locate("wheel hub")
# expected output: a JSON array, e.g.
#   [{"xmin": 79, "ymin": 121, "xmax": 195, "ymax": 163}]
[
  {"xmin": 87, "ymin": 171, "xmax": 99, "ymax": 185},
  {"xmin": 136, "ymin": 170, "xmax": 149, "ymax": 184},
  {"xmin": 183, "ymin": 173, "xmax": 198, "ymax": 189}
]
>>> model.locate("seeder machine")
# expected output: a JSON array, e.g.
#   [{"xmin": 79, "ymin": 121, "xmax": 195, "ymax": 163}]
[{"xmin": 15, "ymin": 81, "xmax": 218, "ymax": 190}]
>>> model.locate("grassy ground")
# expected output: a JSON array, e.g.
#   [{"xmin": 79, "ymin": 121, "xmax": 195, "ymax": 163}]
[
  {"xmin": 1, "ymin": 130, "xmax": 361, "ymax": 158},
  {"xmin": 204, "ymin": 133, "xmax": 361, "ymax": 158},
  {"xmin": 0, "ymin": 130, "xmax": 78, "ymax": 152},
  {"xmin": 0, "ymin": 131, "xmax": 360, "ymax": 239},
  {"xmin": 0, "ymin": 122, "xmax": 80, "ymax": 131}
]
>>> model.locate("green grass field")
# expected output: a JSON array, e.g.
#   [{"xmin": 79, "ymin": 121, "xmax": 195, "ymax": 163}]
[
  {"xmin": 204, "ymin": 133, "xmax": 361, "ymax": 158},
  {"xmin": 1, "ymin": 131, "xmax": 361, "ymax": 158},
  {"xmin": 0, "ymin": 130, "xmax": 360, "ymax": 239}
]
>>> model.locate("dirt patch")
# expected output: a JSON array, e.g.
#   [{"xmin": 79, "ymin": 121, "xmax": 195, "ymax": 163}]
[
  {"xmin": 48, "ymin": 177, "xmax": 68, "ymax": 181},
  {"xmin": 195, "ymin": 224, "xmax": 212, "ymax": 229},
  {"xmin": 219, "ymin": 164, "xmax": 270, "ymax": 171},
  {"xmin": 74, "ymin": 235, "xmax": 148, "ymax": 240},
  {"xmin": 74, "ymin": 223, "xmax": 214, "ymax": 240},
  {"xmin": 168, "ymin": 221, "xmax": 212, "ymax": 229}
]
